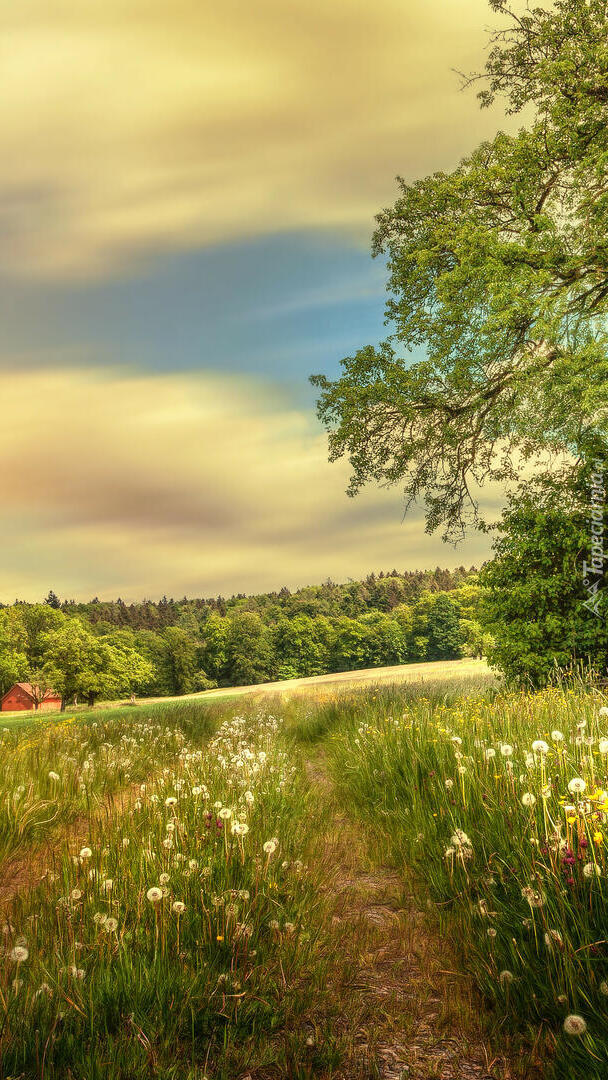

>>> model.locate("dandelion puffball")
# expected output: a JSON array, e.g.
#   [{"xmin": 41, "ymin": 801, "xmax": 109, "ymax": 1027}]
[
  {"xmin": 9, "ymin": 945, "xmax": 28, "ymax": 963},
  {"xmin": 551, "ymin": 730, "xmax": 564, "ymax": 742},
  {"xmin": 568, "ymin": 778, "xmax": 586, "ymax": 794},
  {"xmin": 172, "ymin": 901, "xmax": 186, "ymax": 914},
  {"xmin": 563, "ymin": 1014, "xmax": 587, "ymax": 1036},
  {"xmin": 521, "ymin": 793, "xmax": 536, "ymax": 807},
  {"xmin": 79, "ymin": 847, "xmax": 92, "ymax": 860},
  {"xmin": 531, "ymin": 740, "xmax": 549, "ymax": 755},
  {"xmin": 263, "ymin": 840, "xmax": 277, "ymax": 855},
  {"xmin": 147, "ymin": 887, "xmax": 163, "ymax": 904}
]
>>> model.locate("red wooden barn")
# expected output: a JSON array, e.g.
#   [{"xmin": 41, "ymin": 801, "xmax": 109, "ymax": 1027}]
[{"xmin": 0, "ymin": 683, "xmax": 62, "ymax": 712}]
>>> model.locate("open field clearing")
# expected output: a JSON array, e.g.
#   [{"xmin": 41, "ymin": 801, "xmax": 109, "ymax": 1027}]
[
  {"xmin": 199, "ymin": 658, "xmax": 494, "ymax": 702},
  {"xmin": 3, "ymin": 675, "xmax": 608, "ymax": 1078},
  {"xmin": 0, "ymin": 659, "xmax": 494, "ymax": 725}
]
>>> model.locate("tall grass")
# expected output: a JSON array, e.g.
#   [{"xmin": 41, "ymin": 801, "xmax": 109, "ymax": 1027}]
[
  {"xmin": 324, "ymin": 683, "xmax": 608, "ymax": 1077},
  {"xmin": 0, "ymin": 709, "xmax": 334, "ymax": 1079},
  {"xmin": 0, "ymin": 699, "xmax": 227, "ymax": 863}
]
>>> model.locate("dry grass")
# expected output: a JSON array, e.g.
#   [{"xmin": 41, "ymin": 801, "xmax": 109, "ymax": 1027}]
[{"xmin": 86, "ymin": 659, "xmax": 494, "ymax": 713}]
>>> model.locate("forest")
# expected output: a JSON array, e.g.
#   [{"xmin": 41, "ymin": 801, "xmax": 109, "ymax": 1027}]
[{"xmin": 0, "ymin": 566, "xmax": 485, "ymax": 705}]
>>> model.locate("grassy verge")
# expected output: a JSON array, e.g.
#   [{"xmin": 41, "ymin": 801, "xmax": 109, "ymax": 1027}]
[
  {"xmin": 0, "ymin": 707, "xmax": 344, "ymax": 1079},
  {"xmin": 315, "ymin": 682, "xmax": 608, "ymax": 1079},
  {"xmin": 0, "ymin": 699, "xmax": 234, "ymax": 865}
]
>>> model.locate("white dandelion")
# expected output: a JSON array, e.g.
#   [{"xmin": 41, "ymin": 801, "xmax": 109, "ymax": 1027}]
[
  {"xmin": 532, "ymin": 740, "xmax": 549, "ymax": 755},
  {"xmin": 563, "ymin": 1015, "xmax": 587, "ymax": 1036}
]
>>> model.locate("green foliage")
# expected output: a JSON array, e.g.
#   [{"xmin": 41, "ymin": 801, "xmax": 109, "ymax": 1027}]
[
  {"xmin": 158, "ymin": 626, "xmax": 200, "ymax": 696},
  {"xmin": 0, "ymin": 568, "xmax": 481, "ymax": 702},
  {"xmin": 481, "ymin": 479, "xmax": 608, "ymax": 687},
  {"xmin": 41, "ymin": 619, "xmax": 154, "ymax": 706},
  {"xmin": 272, "ymin": 615, "xmax": 332, "ymax": 678},
  {"xmin": 326, "ymin": 683, "xmax": 608, "ymax": 1078},
  {"xmin": 312, "ymin": 0, "xmax": 608, "ymax": 539},
  {"xmin": 226, "ymin": 612, "xmax": 275, "ymax": 685}
]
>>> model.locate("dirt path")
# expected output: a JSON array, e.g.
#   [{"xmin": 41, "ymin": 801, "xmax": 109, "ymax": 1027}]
[{"xmin": 305, "ymin": 756, "xmax": 523, "ymax": 1080}]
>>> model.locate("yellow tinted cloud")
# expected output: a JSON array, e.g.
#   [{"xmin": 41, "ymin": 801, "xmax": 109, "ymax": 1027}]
[
  {"xmin": 1, "ymin": 0, "xmax": 504, "ymax": 276},
  {"xmin": 0, "ymin": 367, "xmax": 496, "ymax": 599}
]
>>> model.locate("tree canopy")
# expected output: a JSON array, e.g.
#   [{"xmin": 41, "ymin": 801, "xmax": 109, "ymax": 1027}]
[
  {"xmin": 312, "ymin": 0, "xmax": 608, "ymax": 540},
  {"xmin": 0, "ymin": 569, "xmax": 483, "ymax": 702}
]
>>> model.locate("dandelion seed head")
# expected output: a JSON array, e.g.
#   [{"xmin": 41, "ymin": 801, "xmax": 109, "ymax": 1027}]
[{"xmin": 563, "ymin": 1014, "xmax": 587, "ymax": 1036}]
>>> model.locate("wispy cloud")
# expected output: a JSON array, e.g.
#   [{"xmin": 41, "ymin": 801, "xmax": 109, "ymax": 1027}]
[
  {"xmin": 0, "ymin": 367, "xmax": 497, "ymax": 600},
  {"xmin": 1, "ymin": 0, "xmax": 505, "ymax": 277}
]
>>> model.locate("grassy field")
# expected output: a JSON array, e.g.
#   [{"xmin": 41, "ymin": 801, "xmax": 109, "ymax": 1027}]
[
  {"xmin": 2, "ymin": 667, "xmax": 608, "ymax": 1078},
  {"xmin": 0, "ymin": 657, "xmax": 493, "ymax": 728}
]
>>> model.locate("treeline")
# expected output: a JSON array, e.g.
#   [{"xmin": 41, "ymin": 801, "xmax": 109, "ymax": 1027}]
[
  {"xmin": 43, "ymin": 566, "xmax": 475, "ymax": 628},
  {"xmin": 0, "ymin": 568, "xmax": 489, "ymax": 705}
]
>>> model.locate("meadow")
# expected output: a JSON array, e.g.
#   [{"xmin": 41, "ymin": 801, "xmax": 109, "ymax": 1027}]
[{"xmin": 2, "ymin": 672, "xmax": 608, "ymax": 1078}]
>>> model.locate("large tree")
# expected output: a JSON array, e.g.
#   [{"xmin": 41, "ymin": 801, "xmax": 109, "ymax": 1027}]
[
  {"xmin": 481, "ymin": 471, "xmax": 608, "ymax": 685},
  {"xmin": 40, "ymin": 619, "xmax": 153, "ymax": 707},
  {"xmin": 312, "ymin": 0, "xmax": 608, "ymax": 541}
]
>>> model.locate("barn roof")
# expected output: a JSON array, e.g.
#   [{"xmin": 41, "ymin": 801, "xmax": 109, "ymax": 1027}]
[{"xmin": 2, "ymin": 683, "xmax": 60, "ymax": 701}]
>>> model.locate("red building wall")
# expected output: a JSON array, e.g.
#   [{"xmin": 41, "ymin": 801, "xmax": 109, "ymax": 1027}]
[
  {"xmin": 0, "ymin": 687, "xmax": 62, "ymax": 712},
  {"xmin": 1, "ymin": 687, "xmax": 34, "ymax": 711}
]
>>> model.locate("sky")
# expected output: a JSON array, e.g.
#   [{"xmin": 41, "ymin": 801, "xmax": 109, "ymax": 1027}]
[{"xmin": 0, "ymin": 0, "xmax": 509, "ymax": 602}]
